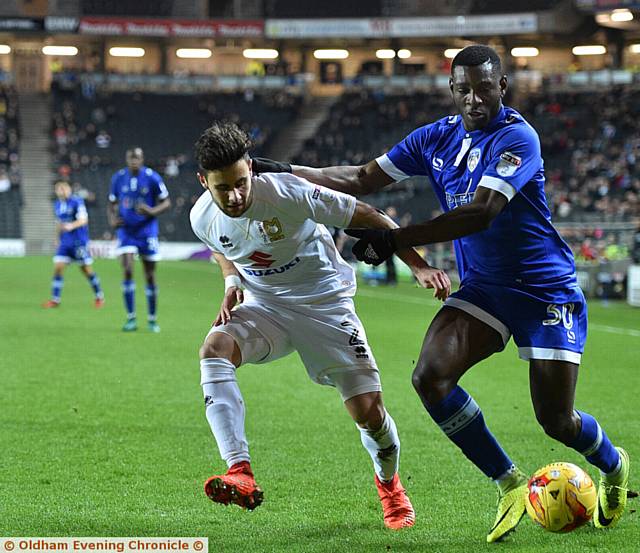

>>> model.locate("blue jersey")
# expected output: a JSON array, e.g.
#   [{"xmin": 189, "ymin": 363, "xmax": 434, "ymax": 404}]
[
  {"xmin": 109, "ymin": 166, "xmax": 169, "ymax": 238},
  {"xmin": 55, "ymin": 195, "xmax": 89, "ymax": 246},
  {"xmin": 378, "ymin": 106, "xmax": 576, "ymax": 289}
]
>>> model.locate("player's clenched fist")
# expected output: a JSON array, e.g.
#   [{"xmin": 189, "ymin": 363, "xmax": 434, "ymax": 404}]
[
  {"xmin": 213, "ymin": 286, "xmax": 244, "ymax": 326},
  {"xmin": 345, "ymin": 228, "xmax": 397, "ymax": 265}
]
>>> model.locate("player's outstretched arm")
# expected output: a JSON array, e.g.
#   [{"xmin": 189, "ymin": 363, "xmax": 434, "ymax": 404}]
[
  {"xmin": 211, "ymin": 252, "xmax": 244, "ymax": 326},
  {"xmin": 346, "ymin": 188, "xmax": 508, "ymax": 266},
  {"xmin": 348, "ymin": 201, "xmax": 451, "ymax": 300},
  {"xmin": 253, "ymin": 157, "xmax": 393, "ymax": 197}
]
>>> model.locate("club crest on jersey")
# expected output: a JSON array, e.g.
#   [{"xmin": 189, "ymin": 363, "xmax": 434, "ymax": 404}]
[
  {"xmin": 467, "ymin": 148, "xmax": 481, "ymax": 173},
  {"xmin": 432, "ymin": 157, "xmax": 444, "ymax": 171},
  {"xmin": 262, "ymin": 217, "xmax": 285, "ymax": 242},
  {"xmin": 496, "ymin": 151, "xmax": 522, "ymax": 177}
]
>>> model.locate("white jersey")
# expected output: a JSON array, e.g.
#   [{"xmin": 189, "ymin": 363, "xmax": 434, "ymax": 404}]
[{"xmin": 190, "ymin": 172, "xmax": 357, "ymax": 304}]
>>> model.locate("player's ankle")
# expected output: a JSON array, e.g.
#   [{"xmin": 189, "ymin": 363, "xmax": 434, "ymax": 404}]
[{"xmin": 494, "ymin": 465, "xmax": 525, "ymax": 493}]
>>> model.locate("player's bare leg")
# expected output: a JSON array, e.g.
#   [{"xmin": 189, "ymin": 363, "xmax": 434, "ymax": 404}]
[
  {"xmin": 142, "ymin": 259, "xmax": 159, "ymax": 332},
  {"xmin": 120, "ymin": 253, "xmax": 137, "ymax": 330},
  {"xmin": 200, "ymin": 331, "xmax": 263, "ymax": 510},
  {"xmin": 80, "ymin": 264, "xmax": 104, "ymax": 308},
  {"xmin": 412, "ymin": 307, "xmax": 527, "ymax": 543},
  {"xmin": 345, "ymin": 391, "xmax": 415, "ymax": 529},
  {"xmin": 43, "ymin": 261, "xmax": 66, "ymax": 308},
  {"xmin": 529, "ymin": 359, "xmax": 629, "ymax": 529}
]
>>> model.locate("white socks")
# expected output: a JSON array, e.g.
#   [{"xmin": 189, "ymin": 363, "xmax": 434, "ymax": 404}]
[
  {"xmin": 358, "ymin": 410, "xmax": 400, "ymax": 482},
  {"xmin": 200, "ymin": 358, "xmax": 250, "ymax": 467}
]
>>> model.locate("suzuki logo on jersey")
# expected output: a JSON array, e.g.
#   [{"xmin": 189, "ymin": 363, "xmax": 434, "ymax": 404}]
[
  {"xmin": 243, "ymin": 256, "xmax": 301, "ymax": 277},
  {"xmin": 248, "ymin": 251, "xmax": 274, "ymax": 268},
  {"xmin": 467, "ymin": 148, "xmax": 481, "ymax": 173},
  {"xmin": 432, "ymin": 157, "xmax": 444, "ymax": 171}
]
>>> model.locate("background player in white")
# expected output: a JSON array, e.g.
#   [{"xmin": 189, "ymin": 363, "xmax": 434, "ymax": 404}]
[{"xmin": 190, "ymin": 122, "xmax": 451, "ymax": 529}]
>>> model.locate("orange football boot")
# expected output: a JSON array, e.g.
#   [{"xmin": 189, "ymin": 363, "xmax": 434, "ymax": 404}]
[
  {"xmin": 204, "ymin": 461, "xmax": 263, "ymax": 510},
  {"xmin": 42, "ymin": 300, "xmax": 60, "ymax": 308},
  {"xmin": 95, "ymin": 297, "xmax": 105, "ymax": 309},
  {"xmin": 375, "ymin": 473, "xmax": 416, "ymax": 529}
]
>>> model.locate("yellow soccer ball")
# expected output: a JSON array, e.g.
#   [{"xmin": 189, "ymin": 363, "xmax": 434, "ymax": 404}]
[{"xmin": 525, "ymin": 462, "xmax": 597, "ymax": 533}]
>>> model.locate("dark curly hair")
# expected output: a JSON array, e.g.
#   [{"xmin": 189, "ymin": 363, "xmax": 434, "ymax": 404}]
[
  {"xmin": 195, "ymin": 121, "xmax": 253, "ymax": 172},
  {"xmin": 451, "ymin": 45, "xmax": 502, "ymax": 75}
]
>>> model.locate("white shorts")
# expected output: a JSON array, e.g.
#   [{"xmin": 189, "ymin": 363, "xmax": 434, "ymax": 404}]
[{"xmin": 206, "ymin": 296, "xmax": 381, "ymax": 401}]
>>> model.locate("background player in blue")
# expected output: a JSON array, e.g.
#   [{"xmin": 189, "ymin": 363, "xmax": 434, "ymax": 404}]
[
  {"xmin": 43, "ymin": 180, "xmax": 104, "ymax": 309},
  {"xmin": 108, "ymin": 147, "xmax": 171, "ymax": 332},
  {"xmin": 252, "ymin": 45, "xmax": 630, "ymax": 543}
]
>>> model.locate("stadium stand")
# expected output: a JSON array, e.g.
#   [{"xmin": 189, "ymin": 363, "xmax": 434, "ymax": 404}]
[
  {"xmin": 0, "ymin": 83, "xmax": 21, "ymax": 238},
  {"xmin": 51, "ymin": 85, "xmax": 302, "ymax": 241}
]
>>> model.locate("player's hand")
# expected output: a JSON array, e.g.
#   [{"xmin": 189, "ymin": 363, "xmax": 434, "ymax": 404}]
[
  {"xmin": 413, "ymin": 267, "xmax": 451, "ymax": 301},
  {"xmin": 60, "ymin": 223, "xmax": 73, "ymax": 232},
  {"xmin": 135, "ymin": 203, "xmax": 153, "ymax": 216},
  {"xmin": 251, "ymin": 157, "xmax": 292, "ymax": 175},
  {"xmin": 110, "ymin": 216, "xmax": 124, "ymax": 228},
  {"xmin": 213, "ymin": 287, "xmax": 244, "ymax": 326},
  {"xmin": 345, "ymin": 228, "xmax": 397, "ymax": 266}
]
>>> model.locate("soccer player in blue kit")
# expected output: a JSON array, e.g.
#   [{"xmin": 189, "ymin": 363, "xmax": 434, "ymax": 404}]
[
  {"xmin": 253, "ymin": 45, "xmax": 630, "ymax": 542},
  {"xmin": 108, "ymin": 147, "xmax": 171, "ymax": 332},
  {"xmin": 43, "ymin": 180, "xmax": 104, "ymax": 308}
]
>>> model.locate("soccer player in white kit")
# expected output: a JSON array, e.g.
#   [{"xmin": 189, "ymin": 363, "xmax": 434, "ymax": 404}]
[{"xmin": 190, "ymin": 122, "xmax": 451, "ymax": 529}]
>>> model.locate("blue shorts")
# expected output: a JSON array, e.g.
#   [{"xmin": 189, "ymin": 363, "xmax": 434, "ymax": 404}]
[
  {"xmin": 116, "ymin": 230, "xmax": 160, "ymax": 261},
  {"xmin": 54, "ymin": 242, "xmax": 93, "ymax": 265},
  {"xmin": 445, "ymin": 280, "xmax": 587, "ymax": 364}
]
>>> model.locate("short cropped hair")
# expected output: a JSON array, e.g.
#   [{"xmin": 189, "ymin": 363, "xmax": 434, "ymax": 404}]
[
  {"xmin": 451, "ymin": 45, "xmax": 502, "ymax": 74},
  {"xmin": 195, "ymin": 121, "xmax": 253, "ymax": 172}
]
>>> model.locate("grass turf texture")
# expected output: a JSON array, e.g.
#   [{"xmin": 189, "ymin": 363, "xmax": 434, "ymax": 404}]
[{"xmin": 1, "ymin": 256, "xmax": 638, "ymax": 552}]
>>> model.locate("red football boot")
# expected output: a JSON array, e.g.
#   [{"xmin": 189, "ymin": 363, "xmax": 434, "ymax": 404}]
[
  {"xmin": 204, "ymin": 461, "xmax": 263, "ymax": 511},
  {"xmin": 42, "ymin": 300, "xmax": 60, "ymax": 308},
  {"xmin": 94, "ymin": 297, "xmax": 105, "ymax": 309},
  {"xmin": 375, "ymin": 473, "xmax": 416, "ymax": 529}
]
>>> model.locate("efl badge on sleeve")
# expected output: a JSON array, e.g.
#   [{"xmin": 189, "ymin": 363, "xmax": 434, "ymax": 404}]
[{"xmin": 496, "ymin": 151, "xmax": 522, "ymax": 177}]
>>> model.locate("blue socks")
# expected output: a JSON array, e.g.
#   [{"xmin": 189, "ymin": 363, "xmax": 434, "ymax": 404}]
[
  {"xmin": 145, "ymin": 284, "xmax": 157, "ymax": 322},
  {"xmin": 122, "ymin": 280, "xmax": 135, "ymax": 319},
  {"xmin": 51, "ymin": 275, "xmax": 63, "ymax": 302},
  {"xmin": 571, "ymin": 410, "xmax": 620, "ymax": 474},
  {"xmin": 427, "ymin": 386, "xmax": 514, "ymax": 479},
  {"xmin": 87, "ymin": 273, "xmax": 103, "ymax": 299}
]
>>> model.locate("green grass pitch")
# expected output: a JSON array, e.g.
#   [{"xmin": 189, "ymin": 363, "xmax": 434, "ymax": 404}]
[{"xmin": 1, "ymin": 256, "xmax": 638, "ymax": 552}]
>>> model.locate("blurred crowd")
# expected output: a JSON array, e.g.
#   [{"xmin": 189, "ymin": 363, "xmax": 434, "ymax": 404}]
[
  {"xmin": 0, "ymin": 84, "xmax": 21, "ymax": 196},
  {"xmin": 519, "ymin": 87, "xmax": 640, "ymax": 222}
]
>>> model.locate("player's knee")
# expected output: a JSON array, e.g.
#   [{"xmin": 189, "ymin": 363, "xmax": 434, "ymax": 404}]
[
  {"xmin": 199, "ymin": 332, "xmax": 237, "ymax": 363},
  {"xmin": 355, "ymin": 397, "xmax": 385, "ymax": 430},
  {"xmin": 537, "ymin": 412, "xmax": 578, "ymax": 444},
  {"xmin": 412, "ymin": 357, "xmax": 452, "ymax": 403}
]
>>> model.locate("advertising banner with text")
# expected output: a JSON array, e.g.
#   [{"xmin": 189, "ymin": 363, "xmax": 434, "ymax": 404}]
[
  {"xmin": 78, "ymin": 17, "xmax": 263, "ymax": 38},
  {"xmin": 265, "ymin": 13, "xmax": 537, "ymax": 38}
]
